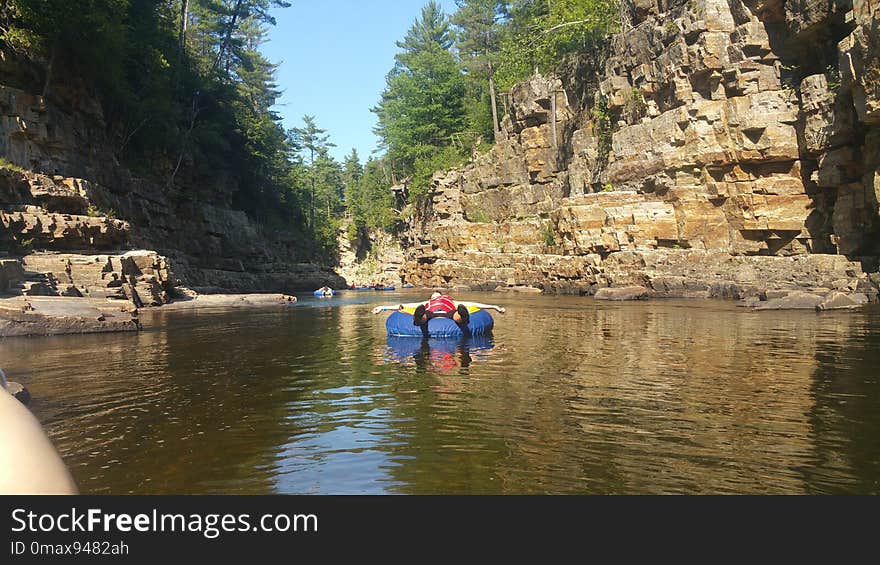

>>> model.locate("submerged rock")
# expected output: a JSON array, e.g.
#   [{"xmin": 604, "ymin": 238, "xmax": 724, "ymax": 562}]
[
  {"xmin": 744, "ymin": 291, "xmax": 824, "ymax": 310},
  {"xmin": 159, "ymin": 293, "xmax": 298, "ymax": 310},
  {"xmin": 494, "ymin": 285, "xmax": 544, "ymax": 294},
  {"xmin": 740, "ymin": 289, "xmax": 873, "ymax": 311},
  {"xmin": 0, "ymin": 296, "xmax": 140, "ymax": 337},
  {"xmin": 594, "ymin": 286, "xmax": 651, "ymax": 301},
  {"xmin": 816, "ymin": 292, "xmax": 871, "ymax": 311}
]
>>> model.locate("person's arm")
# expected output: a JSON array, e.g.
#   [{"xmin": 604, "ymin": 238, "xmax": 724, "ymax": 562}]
[
  {"xmin": 371, "ymin": 301, "xmax": 425, "ymax": 314},
  {"xmin": 457, "ymin": 301, "xmax": 506, "ymax": 314}
]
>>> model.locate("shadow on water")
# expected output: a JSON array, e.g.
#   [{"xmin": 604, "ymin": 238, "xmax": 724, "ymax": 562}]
[
  {"xmin": 803, "ymin": 312, "xmax": 880, "ymax": 494},
  {"xmin": 2, "ymin": 293, "xmax": 880, "ymax": 494}
]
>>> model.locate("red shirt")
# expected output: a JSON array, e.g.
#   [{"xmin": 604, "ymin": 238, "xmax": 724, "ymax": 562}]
[{"xmin": 426, "ymin": 295, "xmax": 455, "ymax": 313}]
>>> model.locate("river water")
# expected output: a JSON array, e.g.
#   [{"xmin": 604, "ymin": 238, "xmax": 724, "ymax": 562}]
[{"xmin": 2, "ymin": 291, "xmax": 879, "ymax": 494}]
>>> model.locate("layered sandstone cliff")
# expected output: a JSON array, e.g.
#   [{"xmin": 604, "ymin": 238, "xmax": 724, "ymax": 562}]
[
  {"xmin": 0, "ymin": 79, "xmax": 344, "ymax": 292},
  {"xmin": 402, "ymin": 0, "xmax": 880, "ymax": 307},
  {"xmin": 0, "ymin": 51, "xmax": 344, "ymax": 335}
]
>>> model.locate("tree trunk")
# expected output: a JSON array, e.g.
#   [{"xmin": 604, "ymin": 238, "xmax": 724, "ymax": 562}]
[
  {"xmin": 487, "ymin": 59, "xmax": 500, "ymax": 141},
  {"xmin": 41, "ymin": 45, "xmax": 56, "ymax": 102},
  {"xmin": 308, "ymin": 148, "xmax": 315, "ymax": 229},
  {"xmin": 170, "ymin": 0, "xmax": 242, "ymax": 188},
  {"xmin": 310, "ymin": 177, "xmax": 315, "ymax": 230},
  {"xmin": 169, "ymin": 98, "xmax": 199, "ymax": 189},
  {"xmin": 178, "ymin": 0, "xmax": 189, "ymax": 57},
  {"xmin": 211, "ymin": 0, "xmax": 245, "ymax": 75},
  {"xmin": 550, "ymin": 89, "xmax": 558, "ymax": 168},
  {"xmin": 175, "ymin": 0, "xmax": 189, "ymax": 93}
]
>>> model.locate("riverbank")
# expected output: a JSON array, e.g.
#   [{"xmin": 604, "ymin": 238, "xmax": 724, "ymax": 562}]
[
  {"xmin": 0, "ymin": 291, "xmax": 299, "ymax": 338},
  {"xmin": 0, "ymin": 247, "xmax": 329, "ymax": 338},
  {"xmin": 6, "ymin": 279, "xmax": 880, "ymax": 339},
  {"xmin": 157, "ymin": 293, "xmax": 298, "ymax": 311},
  {"xmin": 0, "ymin": 295, "xmax": 139, "ymax": 337}
]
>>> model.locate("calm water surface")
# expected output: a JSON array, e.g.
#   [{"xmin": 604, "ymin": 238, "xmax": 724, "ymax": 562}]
[{"xmin": 2, "ymin": 291, "xmax": 879, "ymax": 494}]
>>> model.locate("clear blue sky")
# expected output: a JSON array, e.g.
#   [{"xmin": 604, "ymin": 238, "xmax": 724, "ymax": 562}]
[{"xmin": 262, "ymin": 0, "xmax": 459, "ymax": 164}]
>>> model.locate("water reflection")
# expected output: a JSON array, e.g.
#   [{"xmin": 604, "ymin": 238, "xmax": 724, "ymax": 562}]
[
  {"xmin": 1, "ymin": 293, "xmax": 878, "ymax": 494},
  {"xmin": 383, "ymin": 335, "xmax": 495, "ymax": 375}
]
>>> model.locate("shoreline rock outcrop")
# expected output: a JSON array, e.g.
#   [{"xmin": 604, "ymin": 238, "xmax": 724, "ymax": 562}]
[
  {"xmin": 0, "ymin": 295, "xmax": 140, "ymax": 337},
  {"xmin": 0, "ymin": 248, "xmax": 308, "ymax": 337}
]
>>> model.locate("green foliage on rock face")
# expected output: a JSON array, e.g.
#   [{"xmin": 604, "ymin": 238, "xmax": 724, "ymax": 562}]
[
  {"xmin": 825, "ymin": 64, "xmax": 841, "ymax": 93},
  {"xmin": 467, "ymin": 208, "xmax": 491, "ymax": 223},
  {"xmin": 410, "ymin": 144, "xmax": 469, "ymax": 198},
  {"xmin": 623, "ymin": 88, "xmax": 646, "ymax": 121},
  {"xmin": 1, "ymin": 0, "xmax": 129, "ymax": 86},
  {"xmin": 543, "ymin": 222, "xmax": 556, "ymax": 247},
  {"xmin": 494, "ymin": 0, "xmax": 620, "ymax": 91},
  {"xmin": 591, "ymin": 95, "xmax": 612, "ymax": 168},
  {"xmin": 0, "ymin": 158, "xmax": 25, "ymax": 172},
  {"xmin": 86, "ymin": 204, "xmax": 117, "ymax": 219}
]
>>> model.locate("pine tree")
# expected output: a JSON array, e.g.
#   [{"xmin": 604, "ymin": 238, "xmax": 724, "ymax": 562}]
[
  {"xmin": 342, "ymin": 149, "xmax": 364, "ymax": 211},
  {"xmin": 169, "ymin": 0, "xmax": 291, "ymax": 188},
  {"xmin": 313, "ymin": 151, "xmax": 343, "ymax": 220},
  {"xmin": 452, "ymin": 0, "xmax": 509, "ymax": 140},
  {"xmin": 358, "ymin": 158, "xmax": 396, "ymax": 231},
  {"xmin": 372, "ymin": 1, "xmax": 467, "ymax": 196},
  {"xmin": 291, "ymin": 115, "xmax": 336, "ymax": 231}
]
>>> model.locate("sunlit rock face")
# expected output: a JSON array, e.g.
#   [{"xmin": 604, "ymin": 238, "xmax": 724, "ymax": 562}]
[{"xmin": 401, "ymin": 0, "xmax": 880, "ymax": 305}]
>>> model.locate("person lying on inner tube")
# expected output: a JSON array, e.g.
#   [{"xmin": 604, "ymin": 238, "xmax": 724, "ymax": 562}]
[{"xmin": 371, "ymin": 292, "xmax": 506, "ymax": 327}]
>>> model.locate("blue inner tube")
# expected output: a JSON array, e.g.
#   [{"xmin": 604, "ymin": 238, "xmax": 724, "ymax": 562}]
[
  {"xmin": 313, "ymin": 289, "xmax": 336, "ymax": 296},
  {"xmin": 385, "ymin": 309, "xmax": 494, "ymax": 338}
]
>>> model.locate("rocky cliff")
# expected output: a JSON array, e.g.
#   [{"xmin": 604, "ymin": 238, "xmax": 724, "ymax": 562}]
[
  {"xmin": 402, "ymin": 0, "xmax": 880, "ymax": 307},
  {"xmin": 336, "ymin": 222, "xmax": 405, "ymax": 288},
  {"xmin": 0, "ymin": 49, "xmax": 345, "ymax": 332}
]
